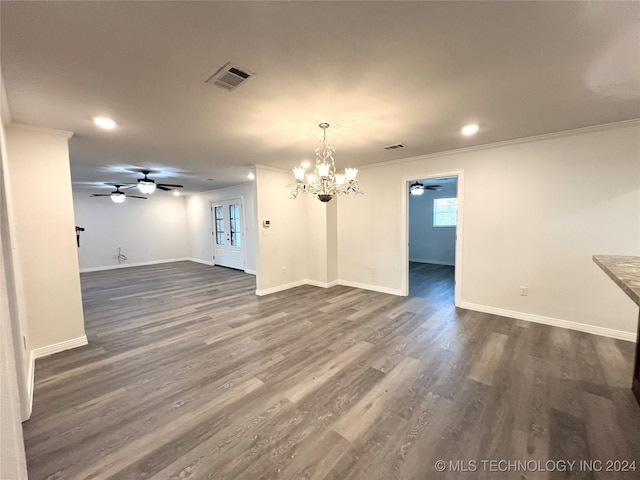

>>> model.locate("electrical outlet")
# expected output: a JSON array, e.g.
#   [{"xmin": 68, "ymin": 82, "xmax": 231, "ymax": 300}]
[
  {"xmin": 282, "ymin": 267, "xmax": 286, "ymax": 275},
  {"xmin": 370, "ymin": 266, "xmax": 375, "ymax": 275},
  {"xmin": 520, "ymin": 286, "xmax": 528, "ymax": 296}
]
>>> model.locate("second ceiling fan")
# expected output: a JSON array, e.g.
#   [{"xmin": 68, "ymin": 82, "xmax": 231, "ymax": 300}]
[{"xmin": 134, "ymin": 170, "xmax": 184, "ymax": 195}]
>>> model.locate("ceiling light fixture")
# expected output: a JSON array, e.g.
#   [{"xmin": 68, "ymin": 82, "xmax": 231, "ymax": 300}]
[
  {"xmin": 137, "ymin": 180, "xmax": 156, "ymax": 195},
  {"xmin": 247, "ymin": 172, "xmax": 255, "ymax": 180},
  {"xmin": 110, "ymin": 191, "xmax": 126, "ymax": 203},
  {"xmin": 461, "ymin": 124, "xmax": 479, "ymax": 136},
  {"xmin": 290, "ymin": 123, "xmax": 363, "ymax": 203},
  {"xmin": 409, "ymin": 181, "xmax": 425, "ymax": 196},
  {"xmin": 172, "ymin": 190, "xmax": 180, "ymax": 197},
  {"xmin": 93, "ymin": 117, "xmax": 117, "ymax": 130}
]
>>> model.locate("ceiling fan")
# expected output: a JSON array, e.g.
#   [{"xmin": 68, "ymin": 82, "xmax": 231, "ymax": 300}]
[
  {"xmin": 410, "ymin": 182, "xmax": 442, "ymax": 196},
  {"xmin": 134, "ymin": 169, "xmax": 184, "ymax": 195},
  {"xmin": 91, "ymin": 184, "xmax": 148, "ymax": 204}
]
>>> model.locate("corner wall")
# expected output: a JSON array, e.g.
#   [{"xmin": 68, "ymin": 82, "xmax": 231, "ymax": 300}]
[
  {"xmin": 0, "ymin": 75, "xmax": 28, "ymax": 476},
  {"xmin": 4, "ymin": 124, "xmax": 86, "ymax": 352},
  {"xmin": 255, "ymin": 165, "xmax": 306, "ymax": 294}
]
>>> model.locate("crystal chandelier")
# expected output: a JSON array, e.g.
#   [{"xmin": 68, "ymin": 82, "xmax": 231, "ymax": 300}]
[{"xmin": 290, "ymin": 123, "xmax": 363, "ymax": 203}]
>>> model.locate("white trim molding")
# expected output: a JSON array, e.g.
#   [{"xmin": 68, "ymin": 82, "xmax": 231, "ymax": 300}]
[
  {"xmin": 256, "ymin": 280, "xmax": 306, "ymax": 296},
  {"xmin": 80, "ymin": 258, "xmax": 190, "ymax": 273},
  {"xmin": 32, "ymin": 335, "xmax": 89, "ymax": 360},
  {"xmin": 337, "ymin": 280, "xmax": 402, "ymax": 296},
  {"xmin": 26, "ymin": 350, "xmax": 35, "ymax": 418},
  {"xmin": 27, "ymin": 335, "xmax": 89, "ymax": 416},
  {"xmin": 458, "ymin": 301, "xmax": 636, "ymax": 342},
  {"xmin": 306, "ymin": 279, "xmax": 340, "ymax": 289},
  {"xmin": 244, "ymin": 269, "xmax": 257, "ymax": 275},
  {"xmin": 256, "ymin": 278, "xmax": 399, "ymax": 296}
]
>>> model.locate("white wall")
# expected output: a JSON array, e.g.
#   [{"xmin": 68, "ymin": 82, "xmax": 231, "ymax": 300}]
[
  {"xmin": 5, "ymin": 124, "xmax": 86, "ymax": 352},
  {"xmin": 0, "ymin": 223, "xmax": 28, "ymax": 480},
  {"xmin": 409, "ymin": 181, "xmax": 457, "ymax": 265},
  {"xmin": 0, "ymin": 77, "xmax": 28, "ymax": 477},
  {"xmin": 338, "ymin": 122, "xmax": 640, "ymax": 337},
  {"xmin": 185, "ymin": 182, "xmax": 257, "ymax": 273},
  {"xmin": 255, "ymin": 165, "xmax": 306, "ymax": 294},
  {"xmin": 73, "ymin": 192, "xmax": 189, "ymax": 271}
]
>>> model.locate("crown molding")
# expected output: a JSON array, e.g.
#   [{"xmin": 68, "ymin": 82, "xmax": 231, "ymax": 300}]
[
  {"xmin": 361, "ymin": 118, "xmax": 640, "ymax": 171},
  {"xmin": 7, "ymin": 122, "xmax": 74, "ymax": 139}
]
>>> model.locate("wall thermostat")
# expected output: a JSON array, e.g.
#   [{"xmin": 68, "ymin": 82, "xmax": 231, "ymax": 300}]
[{"xmin": 263, "ymin": 219, "xmax": 271, "ymax": 228}]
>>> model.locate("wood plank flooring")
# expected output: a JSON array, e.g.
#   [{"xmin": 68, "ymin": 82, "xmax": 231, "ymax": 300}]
[{"xmin": 23, "ymin": 262, "xmax": 640, "ymax": 479}]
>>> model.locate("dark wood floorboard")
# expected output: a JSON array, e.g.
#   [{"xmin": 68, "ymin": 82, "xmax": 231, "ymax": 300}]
[{"xmin": 22, "ymin": 261, "xmax": 640, "ymax": 479}]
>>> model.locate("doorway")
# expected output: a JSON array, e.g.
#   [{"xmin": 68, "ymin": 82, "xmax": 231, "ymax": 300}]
[
  {"xmin": 211, "ymin": 198, "xmax": 244, "ymax": 270},
  {"xmin": 400, "ymin": 171, "xmax": 463, "ymax": 305}
]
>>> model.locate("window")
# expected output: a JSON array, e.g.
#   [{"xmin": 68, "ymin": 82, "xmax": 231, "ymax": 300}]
[
  {"xmin": 229, "ymin": 203, "xmax": 241, "ymax": 247},
  {"xmin": 214, "ymin": 206, "xmax": 224, "ymax": 245},
  {"xmin": 433, "ymin": 197, "xmax": 457, "ymax": 227}
]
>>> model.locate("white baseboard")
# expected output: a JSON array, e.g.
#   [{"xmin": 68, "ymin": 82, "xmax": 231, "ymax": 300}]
[
  {"xmin": 306, "ymin": 279, "xmax": 340, "ymax": 289},
  {"xmin": 188, "ymin": 258, "xmax": 215, "ymax": 266},
  {"xmin": 458, "ymin": 301, "xmax": 636, "ymax": 342},
  {"xmin": 80, "ymin": 258, "xmax": 190, "ymax": 273},
  {"xmin": 244, "ymin": 269, "xmax": 257, "ymax": 275},
  {"xmin": 409, "ymin": 258, "xmax": 455, "ymax": 266},
  {"xmin": 256, "ymin": 280, "xmax": 307, "ymax": 296},
  {"xmin": 337, "ymin": 280, "xmax": 403, "ymax": 296},
  {"xmin": 32, "ymin": 335, "xmax": 89, "ymax": 359},
  {"xmin": 26, "ymin": 335, "xmax": 88, "ymax": 419},
  {"xmin": 256, "ymin": 277, "xmax": 402, "ymax": 296}
]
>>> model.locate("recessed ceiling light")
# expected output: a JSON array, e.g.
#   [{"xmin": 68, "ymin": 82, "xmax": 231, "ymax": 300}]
[
  {"xmin": 247, "ymin": 173, "xmax": 255, "ymax": 180},
  {"xmin": 172, "ymin": 190, "xmax": 180, "ymax": 196},
  {"xmin": 93, "ymin": 117, "xmax": 117, "ymax": 129},
  {"xmin": 461, "ymin": 124, "xmax": 479, "ymax": 136},
  {"xmin": 301, "ymin": 160, "xmax": 311, "ymax": 169}
]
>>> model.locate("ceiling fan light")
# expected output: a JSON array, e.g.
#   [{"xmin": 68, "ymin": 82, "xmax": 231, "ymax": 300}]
[
  {"xmin": 410, "ymin": 182, "xmax": 425, "ymax": 196},
  {"xmin": 111, "ymin": 192, "xmax": 126, "ymax": 203},
  {"xmin": 138, "ymin": 181, "xmax": 156, "ymax": 195}
]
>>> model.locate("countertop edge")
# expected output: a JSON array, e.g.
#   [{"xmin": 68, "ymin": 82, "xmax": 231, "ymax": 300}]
[{"xmin": 593, "ymin": 255, "xmax": 640, "ymax": 307}]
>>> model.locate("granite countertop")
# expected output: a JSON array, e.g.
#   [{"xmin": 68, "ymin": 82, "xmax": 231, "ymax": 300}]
[{"xmin": 593, "ymin": 255, "xmax": 640, "ymax": 307}]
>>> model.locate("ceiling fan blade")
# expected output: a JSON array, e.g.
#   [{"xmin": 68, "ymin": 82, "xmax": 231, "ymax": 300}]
[
  {"xmin": 91, "ymin": 194, "xmax": 112, "ymax": 197},
  {"xmin": 157, "ymin": 183, "xmax": 184, "ymax": 188},
  {"xmin": 156, "ymin": 185, "xmax": 172, "ymax": 191},
  {"xmin": 425, "ymin": 185, "xmax": 442, "ymax": 190},
  {"xmin": 126, "ymin": 195, "xmax": 148, "ymax": 199}
]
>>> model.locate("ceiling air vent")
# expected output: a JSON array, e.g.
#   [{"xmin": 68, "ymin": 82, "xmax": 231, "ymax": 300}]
[
  {"xmin": 206, "ymin": 62, "xmax": 255, "ymax": 91},
  {"xmin": 384, "ymin": 143, "xmax": 405, "ymax": 150}
]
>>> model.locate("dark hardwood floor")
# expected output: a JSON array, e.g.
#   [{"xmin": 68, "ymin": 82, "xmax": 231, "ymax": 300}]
[{"xmin": 23, "ymin": 262, "xmax": 640, "ymax": 479}]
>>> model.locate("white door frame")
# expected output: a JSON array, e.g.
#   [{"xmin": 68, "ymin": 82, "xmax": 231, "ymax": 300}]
[
  {"xmin": 210, "ymin": 197, "xmax": 245, "ymax": 269},
  {"xmin": 400, "ymin": 169, "xmax": 464, "ymax": 306}
]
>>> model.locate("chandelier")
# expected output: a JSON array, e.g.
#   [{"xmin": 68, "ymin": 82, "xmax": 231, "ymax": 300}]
[{"xmin": 290, "ymin": 123, "xmax": 363, "ymax": 202}]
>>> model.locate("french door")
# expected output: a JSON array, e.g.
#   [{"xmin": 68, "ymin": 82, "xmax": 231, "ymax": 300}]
[{"xmin": 211, "ymin": 199, "xmax": 244, "ymax": 270}]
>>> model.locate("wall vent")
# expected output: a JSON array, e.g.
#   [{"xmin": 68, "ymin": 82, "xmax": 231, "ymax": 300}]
[
  {"xmin": 206, "ymin": 62, "xmax": 255, "ymax": 91},
  {"xmin": 384, "ymin": 143, "xmax": 405, "ymax": 150}
]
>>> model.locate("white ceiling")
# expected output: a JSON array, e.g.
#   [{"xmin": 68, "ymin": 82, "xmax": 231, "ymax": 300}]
[{"xmin": 2, "ymin": 1, "xmax": 639, "ymax": 193}]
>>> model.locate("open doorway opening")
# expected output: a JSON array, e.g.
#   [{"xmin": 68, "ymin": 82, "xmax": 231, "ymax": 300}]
[
  {"xmin": 408, "ymin": 176, "xmax": 457, "ymax": 301},
  {"xmin": 401, "ymin": 172, "xmax": 463, "ymax": 305}
]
